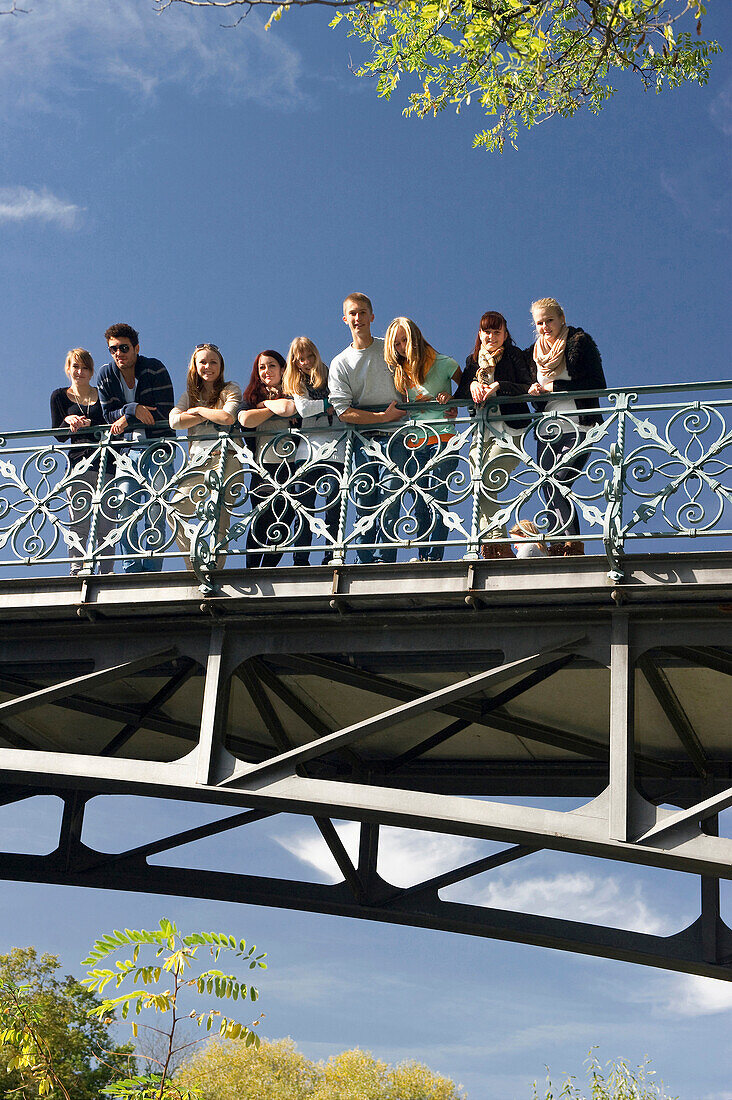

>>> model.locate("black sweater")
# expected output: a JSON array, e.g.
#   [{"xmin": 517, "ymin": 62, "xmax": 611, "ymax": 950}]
[
  {"xmin": 50, "ymin": 387, "xmax": 108, "ymax": 464},
  {"xmin": 454, "ymin": 339, "xmax": 533, "ymax": 429},
  {"xmin": 530, "ymin": 327, "xmax": 606, "ymax": 427}
]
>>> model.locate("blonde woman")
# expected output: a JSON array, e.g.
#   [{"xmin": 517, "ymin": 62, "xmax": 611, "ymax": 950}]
[
  {"xmin": 384, "ymin": 317, "xmax": 461, "ymax": 561},
  {"xmin": 509, "ymin": 520, "xmax": 549, "ymax": 558},
  {"xmin": 169, "ymin": 343, "xmax": 242, "ymax": 569},
  {"xmin": 283, "ymin": 336, "xmax": 344, "ymax": 565},
  {"xmin": 50, "ymin": 348, "xmax": 113, "ymax": 575},
  {"xmin": 528, "ymin": 298, "xmax": 606, "ymax": 555}
]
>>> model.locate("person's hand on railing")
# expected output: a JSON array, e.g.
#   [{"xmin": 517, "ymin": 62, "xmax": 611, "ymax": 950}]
[
  {"xmin": 380, "ymin": 401, "xmax": 407, "ymax": 423},
  {"xmin": 134, "ymin": 404, "xmax": 157, "ymax": 425},
  {"xmin": 64, "ymin": 415, "xmax": 91, "ymax": 433},
  {"xmin": 470, "ymin": 380, "xmax": 499, "ymax": 404}
]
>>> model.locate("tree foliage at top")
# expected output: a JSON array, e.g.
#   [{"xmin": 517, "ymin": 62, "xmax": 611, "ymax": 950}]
[
  {"xmin": 175, "ymin": 1036, "xmax": 466, "ymax": 1099},
  {"xmin": 0, "ymin": 947, "xmax": 131, "ymax": 1100},
  {"xmin": 158, "ymin": 0, "xmax": 721, "ymax": 150}
]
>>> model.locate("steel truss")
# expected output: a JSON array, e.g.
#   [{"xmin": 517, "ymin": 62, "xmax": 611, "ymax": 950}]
[{"xmin": 0, "ymin": 556, "xmax": 731, "ymax": 979}]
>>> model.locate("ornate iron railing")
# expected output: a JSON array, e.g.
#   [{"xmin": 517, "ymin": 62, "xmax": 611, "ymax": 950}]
[{"xmin": 1, "ymin": 381, "xmax": 729, "ymax": 589}]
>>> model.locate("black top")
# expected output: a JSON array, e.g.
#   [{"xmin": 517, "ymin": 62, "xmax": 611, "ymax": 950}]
[
  {"xmin": 529, "ymin": 326, "xmax": 606, "ymax": 427},
  {"xmin": 454, "ymin": 339, "xmax": 533, "ymax": 429},
  {"xmin": 50, "ymin": 387, "xmax": 107, "ymax": 465}
]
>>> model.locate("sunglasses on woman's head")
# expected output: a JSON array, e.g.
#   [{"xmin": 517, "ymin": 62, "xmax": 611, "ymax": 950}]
[{"xmin": 195, "ymin": 343, "xmax": 219, "ymax": 352}]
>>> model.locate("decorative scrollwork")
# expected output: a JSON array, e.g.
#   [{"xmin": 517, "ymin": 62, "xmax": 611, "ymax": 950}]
[{"xmin": 0, "ymin": 390, "xmax": 728, "ymax": 579}]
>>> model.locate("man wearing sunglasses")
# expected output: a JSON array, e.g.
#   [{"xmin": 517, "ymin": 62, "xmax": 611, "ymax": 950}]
[{"xmin": 97, "ymin": 323, "xmax": 175, "ymax": 574}]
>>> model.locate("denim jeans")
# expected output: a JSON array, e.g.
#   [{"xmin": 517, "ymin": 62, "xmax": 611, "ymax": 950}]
[
  {"xmin": 114, "ymin": 441, "xmax": 176, "ymax": 573},
  {"xmin": 351, "ymin": 433, "xmax": 408, "ymax": 564},
  {"xmin": 406, "ymin": 439, "xmax": 459, "ymax": 561}
]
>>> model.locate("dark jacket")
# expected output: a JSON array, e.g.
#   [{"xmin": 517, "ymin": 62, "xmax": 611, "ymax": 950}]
[
  {"xmin": 529, "ymin": 327, "xmax": 606, "ymax": 427},
  {"xmin": 97, "ymin": 354, "xmax": 175, "ymax": 442},
  {"xmin": 454, "ymin": 338, "xmax": 533, "ymax": 429}
]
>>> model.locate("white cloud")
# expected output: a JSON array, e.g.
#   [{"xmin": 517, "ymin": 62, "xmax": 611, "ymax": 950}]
[
  {"xmin": 709, "ymin": 78, "xmax": 732, "ymax": 136},
  {"xmin": 623, "ymin": 970, "xmax": 732, "ymax": 1019},
  {"xmin": 666, "ymin": 973, "xmax": 732, "ymax": 1017},
  {"xmin": 0, "ymin": 0, "xmax": 305, "ymax": 113},
  {"xmin": 0, "ymin": 185, "xmax": 82, "ymax": 228},
  {"xmin": 447, "ymin": 870, "xmax": 674, "ymax": 936}
]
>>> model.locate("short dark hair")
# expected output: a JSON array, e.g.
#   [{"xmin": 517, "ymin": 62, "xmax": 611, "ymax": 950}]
[{"xmin": 105, "ymin": 323, "xmax": 139, "ymax": 347}]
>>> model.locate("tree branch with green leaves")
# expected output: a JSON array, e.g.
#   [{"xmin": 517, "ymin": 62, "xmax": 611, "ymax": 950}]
[
  {"xmin": 156, "ymin": 0, "xmax": 720, "ymax": 149},
  {"xmin": 82, "ymin": 919, "xmax": 267, "ymax": 1100}
]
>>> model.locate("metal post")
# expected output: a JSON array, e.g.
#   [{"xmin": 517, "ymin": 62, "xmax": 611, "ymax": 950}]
[
  {"xmin": 331, "ymin": 428, "xmax": 353, "ymax": 566},
  {"xmin": 609, "ymin": 611, "xmax": 635, "ymax": 841},
  {"xmin": 196, "ymin": 624, "xmax": 232, "ymax": 786},
  {"xmin": 465, "ymin": 410, "xmax": 483, "ymax": 560}
]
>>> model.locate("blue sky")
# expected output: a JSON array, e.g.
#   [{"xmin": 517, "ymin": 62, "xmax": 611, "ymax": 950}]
[{"xmin": 0, "ymin": 1, "xmax": 731, "ymax": 1097}]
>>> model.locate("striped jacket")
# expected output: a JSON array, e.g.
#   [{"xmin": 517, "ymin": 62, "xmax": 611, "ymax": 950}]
[{"xmin": 97, "ymin": 354, "xmax": 175, "ymax": 441}]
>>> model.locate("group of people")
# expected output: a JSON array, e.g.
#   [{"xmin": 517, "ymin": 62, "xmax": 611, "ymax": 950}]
[{"xmin": 50, "ymin": 294, "xmax": 606, "ymax": 574}]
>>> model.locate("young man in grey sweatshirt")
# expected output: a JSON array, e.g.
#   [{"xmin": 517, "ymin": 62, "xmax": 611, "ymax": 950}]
[{"xmin": 328, "ymin": 293, "xmax": 406, "ymax": 564}]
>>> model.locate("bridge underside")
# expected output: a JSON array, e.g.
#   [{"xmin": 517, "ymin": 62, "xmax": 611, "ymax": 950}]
[{"xmin": 0, "ymin": 551, "xmax": 731, "ymax": 979}]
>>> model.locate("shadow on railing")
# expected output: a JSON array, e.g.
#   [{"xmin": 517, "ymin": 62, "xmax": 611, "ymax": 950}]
[{"xmin": 1, "ymin": 381, "xmax": 729, "ymax": 592}]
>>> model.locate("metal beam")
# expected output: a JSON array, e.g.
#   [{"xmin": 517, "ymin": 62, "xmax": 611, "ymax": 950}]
[
  {"xmin": 314, "ymin": 817, "xmax": 366, "ymax": 905},
  {"xmin": 80, "ymin": 808, "xmax": 276, "ymax": 873},
  {"xmin": 638, "ymin": 786, "xmax": 732, "ymax": 843},
  {"xmin": 384, "ymin": 719, "xmax": 471, "ymax": 774},
  {"xmin": 701, "ymin": 813, "xmax": 721, "ymax": 964},
  {"xmin": 386, "ymin": 843, "xmax": 539, "ymax": 903},
  {"xmin": 100, "ymin": 659, "xmax": 198, "ymax": 756},
  {"xmin": 385, "ymin": 656, "xmax": 576, "ymax": 773},
  {"xmin": 670, "ymin": 646, "xmax": 732, "ymax": 678},
  {"xmin": 237, "ymin": 662, "xmax": 292, "ymax": 755},
  {"xmin": 639, "ymin": 654, "xmax": 708, "ymax": 777},
  {"xmin": 226, "ymin": 642, "xmax": 583, "ymax": 785},
  {"xmin": 2, "ymin": 853, "xmax": 730, "ymax": 982},
  {"xmin": 251, "ymin": 659, "xmax": 365, "ymax": 773},
  {"xmin": 0, "ymin": 648, "xmax": 178, "ymax": 720},
  {"xmin": 196, "ymin": 627, "xmax": 231, "ymax": 786},
  {"xmin": 609, "ymin": 612, "xmax": 636, "ymax": 841},
  {"xmin": 273, "ymin": 652, "xmax": 670, "ymax": 771},
  {"xmin": 0, "ymin": 673, "xmax": 200, "ymax": 741},
  {"xmin": 239, "ymin": 662, "xmax": 365, "ymax": 895},
  {"xmin": 480, "ymin": 653, "xmax": 576, "ymax": 713}
]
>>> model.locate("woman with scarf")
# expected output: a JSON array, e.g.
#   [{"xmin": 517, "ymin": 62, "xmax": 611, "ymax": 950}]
[
  {"xmin": 528, "ymin": 297, "xmax": 606, "ymax": 555},
  {"xmin": 282, "ymin": 336, "xmax": 345, "ymax": 566},
  {"xmin": 454, "ymin": 311, "xmax": 532, "ymax": 559},
  {"xmin": 238, "ymin": 350, "xmax": 298, "ymax": 568}
]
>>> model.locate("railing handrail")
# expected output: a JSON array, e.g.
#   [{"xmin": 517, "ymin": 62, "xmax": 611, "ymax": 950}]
[{"xmin": 0, "ymin": 380, "xmax": 729, "ymax": 590}]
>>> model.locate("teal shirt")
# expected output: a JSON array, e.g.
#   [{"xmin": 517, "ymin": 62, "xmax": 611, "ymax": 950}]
[{"xmin": 405, "ymin": 353, "xmax": 460, "ymax": 427}]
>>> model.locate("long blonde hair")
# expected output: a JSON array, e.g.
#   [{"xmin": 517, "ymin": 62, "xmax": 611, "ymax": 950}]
[
  {"xmin": 283, "ymin": 336, "xmax": 328, "ymax": 396},
  {"xmin": 186, "ymin": 344, "xmax": 227, "ymax": 408},
  {"xmin": 384, "ymin": 317, "xmax": 435, "ymax": 396},
  {"xmin": 510, "ymin": 519, "xmax": 548, "ymax": 553}
]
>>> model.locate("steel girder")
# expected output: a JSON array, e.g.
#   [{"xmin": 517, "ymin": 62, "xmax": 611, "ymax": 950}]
[{"xmin": 0, "ymin": 557, "xmax": 730, "ymax": 980}]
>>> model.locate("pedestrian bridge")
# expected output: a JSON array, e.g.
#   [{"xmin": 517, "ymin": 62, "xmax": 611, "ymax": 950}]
[{"xmin": 0, "ymin": 380, "xmax": 729, "ymax": 980}]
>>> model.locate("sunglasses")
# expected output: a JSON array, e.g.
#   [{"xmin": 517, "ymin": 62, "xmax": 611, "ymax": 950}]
[
  {"xmin": 109, "ymin": 343, "xmax": 131, "ymax": 354},
  {"xmin": 195, "ymin": 343, "xmax": 220, "ymax": 352}
]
